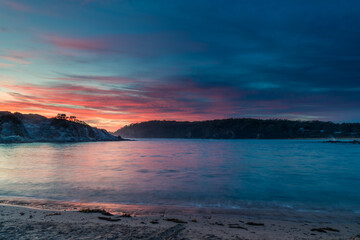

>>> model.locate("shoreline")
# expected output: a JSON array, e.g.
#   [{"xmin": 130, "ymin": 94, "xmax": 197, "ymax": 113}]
[
  {"xmin": 1, "ymin": 138, "xmax": 359, "ymax": 145},
  {"xmin": 1, "ymin": 196, "xmax": 359, "ymax": 220},
  {"xmin": 1, "ymin": 198, "xmax": 359, "ymax": 239}
]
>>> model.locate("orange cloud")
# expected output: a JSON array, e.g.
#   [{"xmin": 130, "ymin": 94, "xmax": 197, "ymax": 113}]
[{"xmin": 0, "ymin": 81, "xmax": 244, "ymax": 131}]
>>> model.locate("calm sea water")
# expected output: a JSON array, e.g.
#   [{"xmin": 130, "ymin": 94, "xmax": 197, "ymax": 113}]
[{"xmin": 0, "ymin": 139, "xmax": 359, "ymax": 214}]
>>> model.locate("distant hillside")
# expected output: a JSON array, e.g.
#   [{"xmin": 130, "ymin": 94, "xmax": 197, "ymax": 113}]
[
  {"xmin": 0, "ymin": 111, "xmax": 121, "ymax": 143},
  {"xmin": 114, "ymin": 119, "xmax": 360, "ymax": 139}
]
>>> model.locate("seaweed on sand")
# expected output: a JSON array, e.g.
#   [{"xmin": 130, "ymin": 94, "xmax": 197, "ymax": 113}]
[
  {"xmin": 120, "ymin": 213, "xmax": 132, "ymax": 218},
  {"xmin": 311, "ymin": 227, "xmax": 340, "ymax": 233},
  {"xmin": 246, "ymin": 222, "xmax": 265, "ymax": 226},
  {"xmin": 79, "ymin": 208, "xmax": 113, "ymax": 216},
  {"xmin": 228, "ymin": 224, "xmax": 247, "ymax": 230},
  {"xmin": 98, "ymin": 216, "xmax": 121, "ymax": 222},
  {"xmin": 164, "ymin": 218, "xmax": 187, "ymax": 224},
  {"xmin": 45, "ymin": 212, "xmax": 61, "ymax": 217}
]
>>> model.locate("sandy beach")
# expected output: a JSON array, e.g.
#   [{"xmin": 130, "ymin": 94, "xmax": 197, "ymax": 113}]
[{"xmin": 1, "ymin": 200, "xmax": 359, "ymax": 240}]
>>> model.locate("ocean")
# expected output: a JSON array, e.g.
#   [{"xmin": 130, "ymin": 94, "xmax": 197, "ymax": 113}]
[{"xmin": 0, "ymin": 139, "xmax": 359, "ymax": 217}]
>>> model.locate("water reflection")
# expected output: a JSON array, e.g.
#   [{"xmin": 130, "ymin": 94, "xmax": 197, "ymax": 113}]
[{"xmin": 0, "ymin": 139, "xmax": 359, "ymax": 213}]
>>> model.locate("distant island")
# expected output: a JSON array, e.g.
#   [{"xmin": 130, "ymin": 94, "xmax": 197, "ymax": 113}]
[
  {"xmin": 114, "ymin": 119, "xmax": 360, "ymax": 139},
  {"xmin": 0, "ymin": 112, "xmax": 121, "ymax": 143}
]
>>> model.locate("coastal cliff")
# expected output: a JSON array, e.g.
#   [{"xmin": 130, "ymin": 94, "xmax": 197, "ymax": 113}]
[
  {"xmin": 114, "ymin": 119, "xmax": 360, "ymax": 139},
  {"xmin": 0, "ymin": 112, "xmax": 119, "ymax": 143}
]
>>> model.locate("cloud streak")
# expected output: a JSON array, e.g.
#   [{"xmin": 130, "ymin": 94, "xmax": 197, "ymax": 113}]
[
  {"xmin": 41, "ymin": 32, "xmax": 205, "ymax": 57},
  {"xmin": 2, "ymin": 0, "xmax": 33, "ymax": 12},
  {"xmin": 0, "ymin": 79, "xmax": 246, "ymax": 130},
  {"xmin": 0, "ymin": 62, "xmax": 14, "ymax": 68},
  {"xmin": 2, "ymin": 74, "xmax": 360, "ymax": 131},
  {"xmin": 1, "ymin": 0, "xmax": 360, "ymax": 129},
  {"xmin": 43, "ymin": 35, "xmax": 108, "ymax": 51}
]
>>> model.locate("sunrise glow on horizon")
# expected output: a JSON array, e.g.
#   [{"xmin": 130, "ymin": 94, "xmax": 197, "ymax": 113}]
[{"xmin": 1, "ymin": 0, "xmax": 360, "ymax": 131}]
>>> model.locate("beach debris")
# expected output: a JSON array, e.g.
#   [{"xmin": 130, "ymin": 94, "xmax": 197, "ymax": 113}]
[
  {"xmin": 45, "ymin": 212, "xmax": 61, "ymax": 217},
  {"xmin": 246, "ymin": 222, "xmax": 265, "ymax": 226},
  {"xmin": 191, "ymin": 219, "xmax": 197, "ymax": 223},
  {"xmin": 79, "ymin": 208, "xmax": 113, "ymax": 216},
  {"xmin": 311, "ymin": 227, "xmax": 340, "ymax": 233},
  {"xmin": 214, "ymin": 222, "xmax": 224, "ymax": 226},
  {"xmin": 164, "ymin": 218, "xmax": 187, "ymax": 224},
  {"xmin": 119, "ymin": 213, "xmax": 132, "ymax": 218},
  {"xmin": 98, "ymin": 216, "xmax": 121, "ymax": 222},
  {"xmin": 228, "ymin": 224, "xmax": 248, "ymax": 230},
  {"xmin": 150, "ymin": 220, "xmax": 159, "ymax": 224},
  {"xmin": 20, "ymin": 212, "xmax": 25, "ymax": 216}
]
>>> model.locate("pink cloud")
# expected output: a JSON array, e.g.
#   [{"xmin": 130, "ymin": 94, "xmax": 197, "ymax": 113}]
[
  {"xmin": 43, "ymin": 35, "xmax": 108, "ymax": 51},
  {"xmin": 0, "ymin": 62, "xmax": 14, "ymax": 68},
  {"xmin": 1, "ymin": 50, "xmax": 36, "ymax": 64},
  {"xmin": 51, "ymin": 74, "xmax": 136, "ymax": 84},
  {"xmin": 0, "ymin": 56, "xmax": 30, "ymax": 64},
  {"xmin": 41, "ymin": 32, "xmax": 205, "ymax": 57},
  {"xmin": 2, "ymin": 0, "xmax": 32, "ymax": 12}
]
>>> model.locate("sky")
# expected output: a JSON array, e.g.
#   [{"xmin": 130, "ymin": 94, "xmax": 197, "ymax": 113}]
[{"xmin": 1, "ymin": 0, "xmax": 360, "ymax": 131}]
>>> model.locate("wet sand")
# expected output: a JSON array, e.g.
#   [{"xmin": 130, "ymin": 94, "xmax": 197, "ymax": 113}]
[{"xmin": 1, "ymin": 202, "xmax": 359, "ymax": 240}]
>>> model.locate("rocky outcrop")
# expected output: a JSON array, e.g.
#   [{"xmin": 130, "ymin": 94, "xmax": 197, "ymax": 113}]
[{"xmin": 0, "ymin": 112, "xmax": 120, "ymax": 143}]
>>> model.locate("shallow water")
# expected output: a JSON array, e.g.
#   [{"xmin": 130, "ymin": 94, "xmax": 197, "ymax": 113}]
[{"xmin": 0, "ymin": 139, "xmax": 359, "ymax": 214}]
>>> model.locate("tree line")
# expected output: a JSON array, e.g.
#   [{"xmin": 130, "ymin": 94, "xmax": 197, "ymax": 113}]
[{"xmin": 115, "ymin": 118, "xmax": 360, "ymax": 139}]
